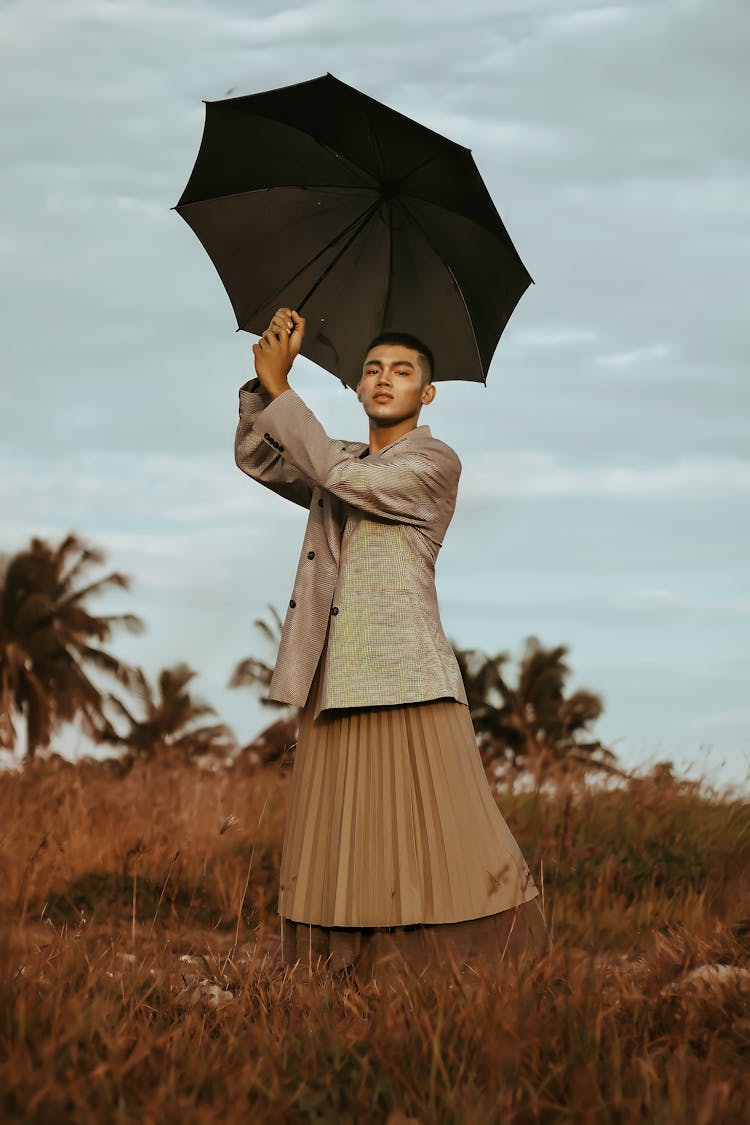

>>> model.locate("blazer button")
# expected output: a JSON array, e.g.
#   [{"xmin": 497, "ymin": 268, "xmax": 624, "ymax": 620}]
[
  {"xmin": 289, "ymin": 599, "xmax": 296, "ymax": 608},
  {"xmin": 278, "ymin": 445, "xmax": 284, "ymax": 452},
  {"xmin": 318, "ymin": 498, "xmax": 324, "ymax": 507},
  {"xmin": 330, "ymin": 606, "xmax": 339, "ymax": 616},
  {"xmin": 264, "ymin": 432, "xmax": 271, "ymax": 440},
  {"xmin": 307, "ymin": 550, "xmax": 315, "ymax": 560}
]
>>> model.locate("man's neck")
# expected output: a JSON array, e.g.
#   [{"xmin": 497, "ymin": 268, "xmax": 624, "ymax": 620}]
[{"xmin": 367, "ymin": 417, "xmax": 420, "ymax": 455}]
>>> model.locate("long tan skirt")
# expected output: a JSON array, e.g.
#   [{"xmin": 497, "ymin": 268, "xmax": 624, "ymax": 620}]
[{"xmin": 278, "ymin": 647, "xmax": 548, "ymax": 973}]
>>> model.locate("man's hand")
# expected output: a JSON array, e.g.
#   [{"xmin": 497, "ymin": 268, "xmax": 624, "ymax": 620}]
[{"xmin": 252, "ymin": 308, "xmax": 306, "ymax": 399}]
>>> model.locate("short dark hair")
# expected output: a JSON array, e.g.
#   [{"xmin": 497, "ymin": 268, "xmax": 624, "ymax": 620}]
[{"xmin": 363, "ymin": 331, "xmax": 434, "ymax": 385}]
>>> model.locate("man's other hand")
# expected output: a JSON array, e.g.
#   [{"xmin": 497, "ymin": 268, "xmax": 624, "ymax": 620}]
[{"xmin": 252, "ymin": 308, "xmax": 306, "ymax": 399}]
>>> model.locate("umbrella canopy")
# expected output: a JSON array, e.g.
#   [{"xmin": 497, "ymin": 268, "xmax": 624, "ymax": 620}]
[{"xmin": 174, "ymin": 73, "xmax": 533, "ymax": 389}]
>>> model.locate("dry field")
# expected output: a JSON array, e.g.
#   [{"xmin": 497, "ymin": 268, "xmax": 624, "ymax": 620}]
[{"xmin": 1, "ymin": 755, "xmax": 749, "ymax": 1123}]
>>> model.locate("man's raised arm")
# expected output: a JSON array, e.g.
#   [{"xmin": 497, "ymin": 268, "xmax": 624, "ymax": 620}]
[
  {"xmin": 252, "ymin": 386, "xmax": 461, "ymax": 537},
  {"xmin": 244, "ymin": 305, "xmax": 459, "ymax": 533},
  {"xmin": 234, "ymin": 378, "xmax": 314, "ymax": 509}
]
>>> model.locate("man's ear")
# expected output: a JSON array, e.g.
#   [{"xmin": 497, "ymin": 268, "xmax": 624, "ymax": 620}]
[
  {"xmin": 421, "ymin": 383, "xmax": 436, "ymax": 405},
  {"xmin": 356, "ymin": 380, "xmax": 362, "ymax": 402}
]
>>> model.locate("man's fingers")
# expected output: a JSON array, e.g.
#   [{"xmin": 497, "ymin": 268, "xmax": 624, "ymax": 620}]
[
  {"xmin": 260, "ymin": 307, "xmax": 301, "ymax": 353},
  {"xmin": 288, "ymin": 312, "xmax": 305, "ymax": 358},
  {"xmin": 262, "ymin": 329, "xmax": 285, "ymax": 350},
  {"xmin": 265, "ymin": 308, "xmax": 302, "ymax": 338},
  {"xmin": 271, "ymin": 314, "xmax": 294, "ymax": 335}
]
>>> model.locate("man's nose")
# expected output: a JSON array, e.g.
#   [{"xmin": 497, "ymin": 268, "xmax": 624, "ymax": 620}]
[{"xmin": 376, "ymin": 371, "xmax": 393, "ymax": 388}]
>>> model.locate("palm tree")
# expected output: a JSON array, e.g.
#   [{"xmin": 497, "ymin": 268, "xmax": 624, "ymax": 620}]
[
  {"xmin": 105, "ymin": 662, "xmax": 236, "ymax": 762},
  {"xmin": 453, "ymin": 635, "xmax": 622, "ymax": 781},
  {"xmin": 0, "ymin": 533, "xmax": 144, "ymax": 759},
  {"xmin": 453, "ymin": 646, "xmax": 511, "ymax": 748},
  {"xmin": 229, "ymin": 605, "xmax": 299, "ymax": 765},
  {"xmin": 228, "ymin": 604, "xmax": 291, "ymax": 709}
]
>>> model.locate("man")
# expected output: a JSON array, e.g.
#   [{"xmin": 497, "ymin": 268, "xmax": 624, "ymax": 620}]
[
  {"xmin": 235, "ymin": 306, "xmax": 468, "ymax": 715},
  {"xmin": 235, "ymin": 307, "xmax": 548, "ymax": 976}
]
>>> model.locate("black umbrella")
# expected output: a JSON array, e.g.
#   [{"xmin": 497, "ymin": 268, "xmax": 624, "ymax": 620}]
[{"xmin": 174, "ymin": 73, "xmax": 533, "ymax": 390}]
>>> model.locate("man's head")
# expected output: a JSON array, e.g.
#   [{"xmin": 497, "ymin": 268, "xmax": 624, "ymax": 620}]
[{"xmin": 356, "ymin": 331, "xmax": 436, "ymax": 425}]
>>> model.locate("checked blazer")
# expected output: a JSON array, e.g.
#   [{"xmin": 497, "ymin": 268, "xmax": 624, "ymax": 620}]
[{"xmin": 234, "ymin": 377, "xmax": 469, "ymax": 718}]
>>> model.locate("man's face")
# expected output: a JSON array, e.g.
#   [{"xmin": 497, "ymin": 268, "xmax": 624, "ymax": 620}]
[{"xmin": 356, "ymin": 345, "xmax": 435, "ymax": 423}]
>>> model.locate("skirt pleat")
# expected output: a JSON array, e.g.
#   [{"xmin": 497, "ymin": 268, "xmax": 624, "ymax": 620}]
[{"xmin": 278, "ymin": 647, "xmax": 540, "ymax": 931}]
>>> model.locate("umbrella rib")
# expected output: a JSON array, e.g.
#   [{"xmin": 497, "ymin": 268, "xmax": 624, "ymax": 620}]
[
  {"xmin": 397, "ymin": 199, "xmax": 486, "ymax": 383},
  {"xmin": 394, "ymin": 158, "xmax": 514, "ymax": 250},
  {"xmin": 364, "ymin": 102, "xmax": 388, "ymax": 180},
  {"xmin": 296, "ymin": 198, "xmax": 382, "ymax": 312},
  {"xmin": 382, "ymin": 198, "xmax": 394, "ymax": 329},
  {"xmin": 306, "ymin": 138, "xmax": 377, "ymax": 188},
  {"xmin": 177, "ymin": 184, "xmax": 376, "ymax": 210},
  {"xmin": 237, "ymin": 197, "xmax": 380, "ymax": 328},
  {"xmin": 396, "ymin": 190, "xmax": 525, "ymax": 256},
  {"xmin": 397, "ymin": 152, "xmax": 439, "ymax": 186},
  {"xmin": 180, "ymin": 184, "xmax": 520, "ymax": 256}
]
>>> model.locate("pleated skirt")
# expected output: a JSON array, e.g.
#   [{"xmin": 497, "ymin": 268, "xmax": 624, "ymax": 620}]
[{"xmin": 277, "ymin": 641, "xmax": 548, "ymax": 972}]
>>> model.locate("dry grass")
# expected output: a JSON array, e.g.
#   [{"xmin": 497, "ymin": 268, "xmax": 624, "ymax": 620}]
[{"xmin": 1, "ymin": 755, "xmax": 749, "ymax": 1122}]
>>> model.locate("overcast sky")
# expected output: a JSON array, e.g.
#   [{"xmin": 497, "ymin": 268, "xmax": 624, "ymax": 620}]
[{"xmin": 2, "ymin": 0, "xmax": 748, "ymax": 787}]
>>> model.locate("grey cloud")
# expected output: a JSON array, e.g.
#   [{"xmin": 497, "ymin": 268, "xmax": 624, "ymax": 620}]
[
  {"xmin": 459, "ymin": 452, "xmax": 750, "ymax": 500},
  {"xmin": 611, "ymin": 587, "xmax": 750, "ymax": 622}
]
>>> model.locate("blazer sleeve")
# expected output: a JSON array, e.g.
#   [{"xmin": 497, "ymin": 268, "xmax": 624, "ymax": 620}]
[
  {"xmin": 251, "ymin": 386, "xmax": 461, "ymax": 528},
  {"xmin": 234, "ymin": 379, "xmax": 314, "ymax": 509}
]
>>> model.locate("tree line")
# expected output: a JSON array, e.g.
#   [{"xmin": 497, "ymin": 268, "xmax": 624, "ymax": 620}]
[{"xmin": 0, "ymin": 532, "xmax": 620, "ymax": 779}]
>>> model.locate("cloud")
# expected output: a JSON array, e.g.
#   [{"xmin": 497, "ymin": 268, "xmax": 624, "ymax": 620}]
[
  {"xmin": 459, "ymin": 452, "xmax": 750, "ymax": 501},
  {"xmin": 0, "ymin": 448, "xmax": 310, "ymax": 532},
  {"xmin": 684, "ymin": 706, "xmax": 750, "ymax": 733},
  {"xmin": 3, "ymin": 448, "xmax": 748, "ymax": 545},
  {"xmin": 506, "ymin": 325, "xmax": 603, "ymax": 352},
  {"xmin": 611, "ymin": 588, "xmax": 750, "ymax": 622},
  {"xmin": 595, "ymin": 343, "xmax": 673, "ymax": 370}
]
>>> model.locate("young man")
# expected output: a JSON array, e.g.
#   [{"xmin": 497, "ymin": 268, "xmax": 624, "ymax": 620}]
[{"xmin": 235, "ymin": 306, "xmax": 548, "ymax": 975}]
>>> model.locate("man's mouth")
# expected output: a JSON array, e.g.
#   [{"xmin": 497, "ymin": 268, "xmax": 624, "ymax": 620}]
[{"xmin": 373, "ymin": 392, "xmax": 393, "ymax": 401}]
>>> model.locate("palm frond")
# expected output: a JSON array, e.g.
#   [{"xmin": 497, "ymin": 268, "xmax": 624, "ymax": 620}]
[
  {"xmin": 228, "ymin": 657, "xmax": 274, "ymax": 689},
  {"xmin": 252, "ymin": 618, "xmax": 278, "ymax": 645},
  {"xmin": 56, "ymin": 571, "xmax": 132, "ymax": 609},
  {"xmin": 102, "ymin": 692, "xmax": 139, "ymax": 727},
  {"xmin": 51, "ymin": 533, "xmax": 105, "ymax": 579}
]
